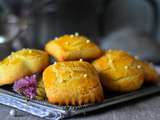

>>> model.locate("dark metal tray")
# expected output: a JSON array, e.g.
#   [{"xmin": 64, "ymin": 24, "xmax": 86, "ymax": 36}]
[{"xmin": 0, "ymin": 84, "xmax": 160, "ymax": 120}]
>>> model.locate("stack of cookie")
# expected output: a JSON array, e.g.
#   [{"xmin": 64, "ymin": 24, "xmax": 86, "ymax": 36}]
[{"xmin": 0, "ymin": 33, "xmax": 158, "ymax": 106}]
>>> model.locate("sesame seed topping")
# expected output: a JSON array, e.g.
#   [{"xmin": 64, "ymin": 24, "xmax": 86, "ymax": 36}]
[
  {"xmin": 59, "ymin": 79, "xmax": 64, "ymax": 83},
  {"xmin": 108, "ymin": 49, "xmax": 111, "ymax": 52},
  {"xmin": 8, "ymin": 56, "xmax": 11, "ymax": 59},
  {"xmin": 83, "ymin": 74, "xmax": 87, "ymax": 78},
  {"xmin": 70, "ymin": 34, "xmax": 74, "ymax": 38},
  {"xmin": 124, "ymin": 66, "xmax": 128, "ymax": 69},
  {"xmin": 54, "ymin": 37, "xmax": 58, "ymax": 40},
  {"xmin": 86, "ymin": 40, "xmax": 90, "ymax": 43},
  {"xmin": 29, "ymin": 50, "xmax": 32, "ymax": 53},
  {"xmin": 11, "ymin": 52, "xmax": 14, "ymax": 55},
  {"xmin": 137, "ymin": 65, "xmax": 141, "ymax": 69},
  {"xmin": 108, "ymin": 58, "xmax": 113, "ymax": 63},
  {"xmin": 134, "ymin": 56, "xmax": 139, "ymax": 59},
  {"xmin": 75, "ymin": 32, "xmax": 79, "ymax": 36},
  {"xmin": 79, "ymin": 59, "xmax": 83, "ymax": 62},
  {"xmin": 149, "ymin": 63, "xmax": 154, "ymax": 68},
  {"xmin": 149, "ymin": 62, "xmax": 153, "ymax": 66}
]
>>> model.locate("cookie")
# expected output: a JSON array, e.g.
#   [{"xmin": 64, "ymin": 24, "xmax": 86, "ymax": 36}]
[
  {"xmin": 43, "ymin": 61, "xmax": 104, "ymax": 105},
  {"xmin": 92, "ymin": 50, "xmax": 144, "ymax": 92},
  {"xmin": 45, "ymin": 34, "xmax": 103, "ymax": 61}
]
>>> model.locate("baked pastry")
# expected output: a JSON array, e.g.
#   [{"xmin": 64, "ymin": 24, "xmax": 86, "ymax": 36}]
[
  {"xmin": 92, "ymin": 50, "xmax": 144, "ymax": 92},
  {"xmin": 45, "ymin": 34, "xmax": 103, "ymax": 61},
  {"xmin": 43, "ymin": 61, "xmax": 104, "ymax": 105},
  {"xmin": 12, "ymin": 49, "xmax": 49, "ymax": 73},
  {"xmin": 0, "ymin": 49, "xmax": 49, "ymax": 86},
  {"xmin": 134, "ymin": 60, "xmax": 158, "ymax": 83}
]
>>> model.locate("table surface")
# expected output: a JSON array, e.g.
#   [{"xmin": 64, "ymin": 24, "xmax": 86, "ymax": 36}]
[{"xmin": 0, "ymin": 92, "xmax": 160, "ymax": 120}]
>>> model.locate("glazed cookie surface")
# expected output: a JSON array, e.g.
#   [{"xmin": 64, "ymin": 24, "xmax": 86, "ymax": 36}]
[
  {"xmin": 134, "ymin": 60, "xmax": 158, "ymax": 83},
  {"xmin": 92, "ymin": 50, "xmax": 144, "ymax": 92},
  {"xmin": 45, "ymin": 34, "xmax": 103, "ymax": 61},
  {"xmin": 12, "ymin": 49, "xmax": 49, "ymax": 73},
  {"xmin": 43, "ymin": 61, "xmax": 104, "ymax": 105},
  {"xmin": 0, "ymin": 49, "xmax": 49, "ymax": 86}
]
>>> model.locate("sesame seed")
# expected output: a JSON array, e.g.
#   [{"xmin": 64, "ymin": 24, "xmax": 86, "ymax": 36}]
[
  {"xmin": 79, "ymin": 59, "xmax": 83, "ymax": 62},
  {"xmin": 134, "ymin": 56, "xmax": 139, "ymax": 59},
  {"xmin": 149, "ymin": 63, "xmax": 154, "ymax": 68},
  {"xmin": 150, "ymin": 62, "xmax": 153, "ymax": 66},
  {"xmin": 124, "ymin": 66, "xmax": 128, "ymax": 69},
  {"xmin": 86, "ymin": 40, "xmax": 90, "ymax": 43},
  {"xmin": 108, "ymin": 58, "xmax": 113, "ymax": 63},
  {"xmin": 11, "ymin": 52, "xmax": 14, "ymax": 55},
  {"xmin": 137, "ymin": 65, "xmax": 141, "ymax": 69},
  {"xmin": 59, "ymin": 80, "xmax": 62, "ymax": 83},
  {"xmin": 29, "ymin": 50, "xmax": 32, "ymax": 53},
  {"xmin": 70, "ymin": 34, "xmax": 74, "ymax": 38},
  {"xmin": 83, "ymin": 74, "xmax": 87, "ymax": 78},
  {"xmin": 75, "ymin": 32, "xmax": 79, "ymax": 36},
  {"xmin": 54, "ymin": 37, "xmax": 58, "ymax": 40}
]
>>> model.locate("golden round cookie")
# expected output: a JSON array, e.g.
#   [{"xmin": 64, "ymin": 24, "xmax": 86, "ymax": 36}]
[
  {"xmin": 92, "ymin": 50, "xmax": 144, "ymax": 92},
  {"xmin": 12, "ymin": 49, "xmax": 49, "ymax": 73},
  {"xmin": 43, "ymin": 61, "xmax": 104, "ymax": 105},
  {"xmin": 133, "ymin": 60, "xmax": 158, "ymax": 83},
  {"xmin": 0, "ymin": 58, "xmax": 29, "ymax": 86},
  {"xmin": 0, "ymin": 49, "xmax": 49, "ymax": 86},
  {"xmin": 45, "ymin": 34, "xmax": 103, "ymax": 61}
]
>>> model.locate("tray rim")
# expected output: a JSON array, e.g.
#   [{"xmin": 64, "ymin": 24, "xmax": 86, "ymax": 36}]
[{"xmin": 0, "ymin": 84, "xmax": 160, "ymax": 119}]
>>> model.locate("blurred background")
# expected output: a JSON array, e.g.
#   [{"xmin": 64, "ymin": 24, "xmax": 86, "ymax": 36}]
[{"xmin": 0, "ymin": 0, "xmax": 160, "ymax": 64}]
